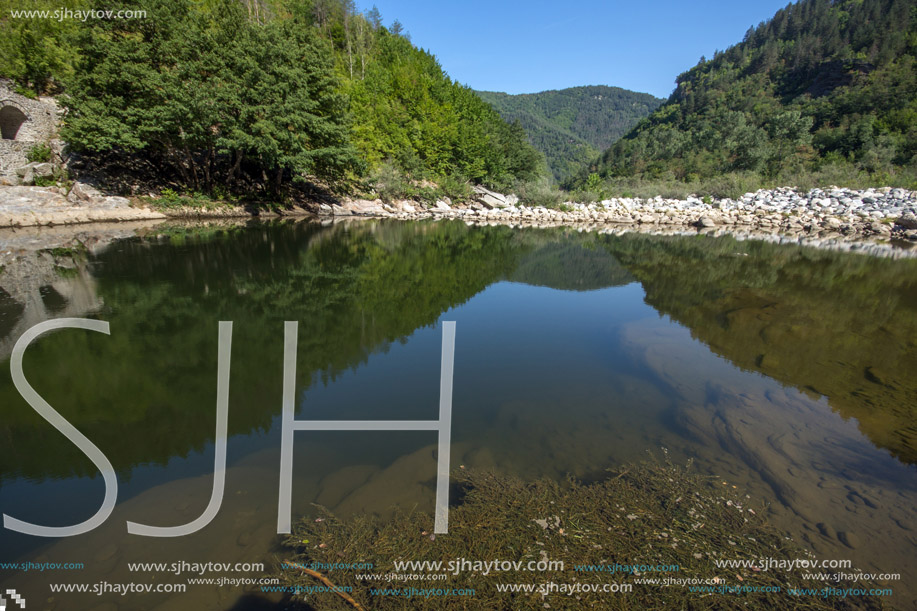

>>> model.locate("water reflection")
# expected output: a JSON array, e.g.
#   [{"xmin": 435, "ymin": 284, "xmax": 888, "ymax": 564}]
[{"xmin": 0, "ymin": 219, "xmax": 914, "ymax": 609}]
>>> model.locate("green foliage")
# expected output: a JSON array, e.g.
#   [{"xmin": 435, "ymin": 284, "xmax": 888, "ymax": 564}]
[
  {"xmin": 13, "ymin": 85, "xmax": 38, "ymax": 99},
  {"xmin": 0, "ymin": 0, "xmax": 87, "ymax": 93},
  {"xmin": 478, "ymin": 86, "xmax": 663, "ymax": 184},
  {"xmin": 9, "ymin": 0, "xmax": 542, "ymax": 197},
  {"xmin": 368, "ymin": 160, "xmax": 412, "ymax": 203},
  {"xmin": 514, "ymin": 176, "xmax": 564, "ymax": 208},
  {"xmin": 343, "ymin": 30, "xmax": 543, "ymax": 194},
  {"xmin": 579, "ymin": 0, "xmax": 917, "ymax": 192},
  {"xmin": 143, "ymin": 188, "xmax": 232, "ymax": 211},
  {"xmin": 25, "ymin": 143, "xmax": 52, "ymax": 163},
  {"xmin": 31, "ymin": 175, "xmax": 57, "ymax": 187},
  {"xmin": 60, "ymin": 0, "xmax": 359, "ymax": 195}
]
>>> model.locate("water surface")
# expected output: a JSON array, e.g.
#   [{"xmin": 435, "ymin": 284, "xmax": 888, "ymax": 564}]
[{"xmin": 0, "ymin": 219, "xmax": 915, "ymax": 609}]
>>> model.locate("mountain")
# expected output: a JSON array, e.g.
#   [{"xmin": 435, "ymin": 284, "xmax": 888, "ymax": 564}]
[
  {"xmin": 476, "ymin": 86, "xmax": 663, "ymax": 184},
  {"xmin": 580, "ymin": 0, "xmax": 917, "ymax": 193}
]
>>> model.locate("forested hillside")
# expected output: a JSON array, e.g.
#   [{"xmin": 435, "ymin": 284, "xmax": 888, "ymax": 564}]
[
  {"xmin": 477, "ymin": 86, "xmax": 662, "ymax": 183},
  {"xmin": 0, "ymin": 0, "xmax": 545, "ymax": 199},
  {"xmin": 580, "ymin": 0, "xmax": 917, "ymax": 195}
]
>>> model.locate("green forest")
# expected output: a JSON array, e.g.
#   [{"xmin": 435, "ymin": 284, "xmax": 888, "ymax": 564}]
[
  {"xmin": 575, "ymin": 0, "xmax": 917, "ymax": 197},
  {"xmin": 0, "ymin": 0, "xmax": 545, "ymax": 200},
  {"xmin": 476, "ymin": 86, "xmax": 662, "ymax": 184},
  {"xmin": 2, "ymin": 0, "xmax": 916, "ymax": 203}
]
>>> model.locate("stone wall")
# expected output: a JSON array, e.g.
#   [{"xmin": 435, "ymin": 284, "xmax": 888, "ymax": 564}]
[
  {"xmin": 0, "ymin": 79, "xmax": 61, "ymax": 175},
  {"xmin": 0, "ymin": 140, "xmax": 31, "ymax": 172}
]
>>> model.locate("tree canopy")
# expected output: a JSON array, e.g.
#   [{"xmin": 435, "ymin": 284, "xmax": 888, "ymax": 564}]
[
  {"xmin": 1, "ymin": 0, "xmax": 545, "ymax": 196},
  {"xmin": 577, "ymin": 0, "xmax": 917, "ymax": 191}
]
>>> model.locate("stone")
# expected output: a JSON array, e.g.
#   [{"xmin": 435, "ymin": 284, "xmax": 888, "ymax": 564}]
[
  {"xmin": 67, "ymin": 181, "xmax": 102, "ymax": 204},
  {"xmin": 473, "ymin": 185, "xmax": 508, "ymax": 209},
  {"xmin": 433, "ymin": 200, "xmax": 451, "ymax": 211},
  {"xmin": 895, "ymin": 214, "xmax": 917, "ymax": 230},
  {"xmin": 696, "ymin": 216, "xmax": 716, "ymax": 228},
  {"xmin": 14, "ymin": 164, "xmax": 34, "ymax": 184},
  {"xmin": 31, "ymin": 162, "xmax": 54, "ymax": 177}
]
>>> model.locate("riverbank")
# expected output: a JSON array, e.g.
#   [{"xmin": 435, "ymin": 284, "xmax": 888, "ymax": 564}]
[
  {"xmin": 331, "ymin": 185, "xmax": 917, "ymax": 242},
  {"xmin": 1, "ymin": 184, "xmax": 916, "ymax": 253}
]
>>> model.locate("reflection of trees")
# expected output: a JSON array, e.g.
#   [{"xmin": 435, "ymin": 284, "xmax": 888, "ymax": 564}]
[
  {"xmin": 0, "ymin": 220, "xmax": 534, "ymax": 481},
  {"xmin": 510, "ymin": 242, "xmax": 633, "ymax": 291},
  {"xmin": 5, "ymin": 219, "xmax": 911, "ymax": 483},
  {"xmin": 602, "ymin": 234, "xmax": 917, "ymax": 464}
]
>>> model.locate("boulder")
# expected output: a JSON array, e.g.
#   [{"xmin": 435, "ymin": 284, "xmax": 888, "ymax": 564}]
[
  {"xmin": 472, "ymin": 185, "xmax": 508, "ymax": 209},
  {"xmin": 895, "ymin": 214, "xmax": 917, "ymax": 230},
  {"xmin": 343, "ymin": 199, "xmax": 387, "ymax": 215},
  {"xmin": 433, "ymin": 200, "xmax": 451, "ymax": 211},
  {"xmin": 13, "ymin": 162, "xmax": 55, "ymax": 185},
  {"xmin": 67, "ymin": 181, "xmax": 103, "ymax": 204},
  {"xmin": 32, "ymin": 163, "xmax": 54, "ymax": 178},
  {"xmin": 695, "ymin": 216, "xmax": 716, "ymax": 228}
]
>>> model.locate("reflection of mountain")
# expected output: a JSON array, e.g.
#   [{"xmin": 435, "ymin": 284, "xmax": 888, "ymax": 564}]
[
  {"xmin": 3, "ymin": 219, "xmax": 915, "ymax": 483},
  {"xmin": 602, "ymin": 234, "xmax": 917, "ymax": 464},
  {"xmin": 0, "ymin": 220, "xmax": 534, "ymax": 481},
  {"xmin": 509, "ymin": 242, "xmax": 633, "ymax": 291}
]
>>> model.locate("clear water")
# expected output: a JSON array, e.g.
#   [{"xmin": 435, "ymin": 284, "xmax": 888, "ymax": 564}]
[{"xmin": 0, "ymin": 219, "xmax": 915, "ymax": 609}]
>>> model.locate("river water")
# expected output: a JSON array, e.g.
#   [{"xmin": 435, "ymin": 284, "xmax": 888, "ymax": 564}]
[{"xmin": 0, "ymin": 218, "xmax": 914, "ymax": 609}]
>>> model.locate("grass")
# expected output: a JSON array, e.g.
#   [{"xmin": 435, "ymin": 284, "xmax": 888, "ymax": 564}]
[
  {"xmin": 275, "ymin": 462, "xmax": 886, "ymax": 610},
  {"xmin": 44, "ymin": 244, "xmax": 86, "ymax": 257},
  {"xmin": 26, "ymin": 143, "xmax": 53, "ymax": 163},
  {"xmin": 140, "ymin": 188, "xmax": 237, "ymax": 212}
]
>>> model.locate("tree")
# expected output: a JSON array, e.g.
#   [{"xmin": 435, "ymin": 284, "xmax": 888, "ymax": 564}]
[
  {"xmin": 366, "ymin": 5, "xmax": 382, "ymax": 29},
  {"xmin": 62, "ymin": 0, "xmax": 359, "ymax": 193}
]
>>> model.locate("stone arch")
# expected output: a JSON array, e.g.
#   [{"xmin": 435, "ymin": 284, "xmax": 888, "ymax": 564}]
[{"xmin": 0, "ymin": 103, "xmax": 29, "ymax": 140}]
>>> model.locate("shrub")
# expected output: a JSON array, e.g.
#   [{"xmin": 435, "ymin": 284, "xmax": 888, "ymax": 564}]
[
  {"xmin": 515, "ymin": 177, "xmax": 563, "ymax": 208},
  {"xmin": 26, "ymin": 143, "xmax": 52, "ymax": 163}
]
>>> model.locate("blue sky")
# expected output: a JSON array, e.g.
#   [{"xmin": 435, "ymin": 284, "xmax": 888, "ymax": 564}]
[{"xmin": 356, "ymin": 0, "xmax": 793, "ymax": 98}]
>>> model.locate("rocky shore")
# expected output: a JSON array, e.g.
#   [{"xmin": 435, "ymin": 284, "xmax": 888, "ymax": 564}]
[
  {"xmin": 2, "ymin": 183, "xmax": 916, "ymax": 257},
  {"xmin": 0, "ymin": 184, "xmax": 167, "ymax": 226},
  {"xmin": 328, "ymin": 184, "xmax": 917, "ymax": 243}
]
